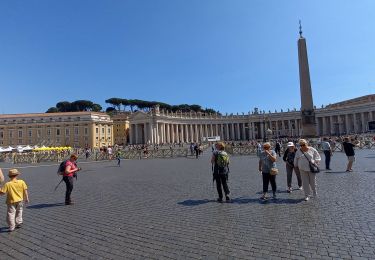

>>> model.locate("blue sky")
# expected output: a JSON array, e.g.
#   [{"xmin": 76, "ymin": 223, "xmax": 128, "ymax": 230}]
[{"xmin": 0, "ymin": 0, "xmax": 374, "ymax": 114}]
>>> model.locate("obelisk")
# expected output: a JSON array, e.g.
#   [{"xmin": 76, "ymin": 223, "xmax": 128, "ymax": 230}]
[{"xmin": 298, "ymin": 21, "xmax": 317, "ymax": 137}]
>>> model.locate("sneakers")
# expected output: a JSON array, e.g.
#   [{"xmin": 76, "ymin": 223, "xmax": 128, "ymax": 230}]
[
  {"xmin": 225, "ymin": 195, "xmax": 230, "ymax": 202},
  {"xmin": 65, "ymin": 201, "xmax": 74, "ymax": 205},
  {"xmin": 287, "ymin": 187, "xmax": 292, "ymax": 193},
  {"xmin": 217, "ymin": 198, "xmax": 223, "ymax": 203},
  {"xmin": 15, "ymin": 224, "xmax": 22, "ymax": 229},
  {"xmin": 260, "ymin": 194, "xmax": 268, "ymax": 201},
  {"xmin": 298, "ymin": 186, "xmax": 303, "ymax": 190},
  {"xmin": 304, "ymin": 197, "xmax": 310, "ymax": 201},
  {"xmin": 272, "ymin": 193, "xmax": 277, "ymax": 199}
]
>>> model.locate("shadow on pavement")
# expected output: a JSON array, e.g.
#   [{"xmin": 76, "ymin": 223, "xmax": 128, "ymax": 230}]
[
  {"xmin": 325, "ymin": 171, "xmax": 348, "ymax": 174},
  {"xmin": 230, "ymin": 197, "xmax": 305, "ymax": 204},
  {"xmin": 177, "ymin": 199, "xmax": 215, "ymax": 206},
  {"xmin": 27, "ymin": 203, "xmax": 65, "ymax": 209},
  {"xmin": 0, "ymin": 227, "xmax": 11, "ymax": 233},
  {"xmin": 364, "ymin": 170, "xmax": 375, "ymax": 173}
]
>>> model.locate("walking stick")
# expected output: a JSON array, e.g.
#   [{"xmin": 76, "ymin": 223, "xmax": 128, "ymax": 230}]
[{"xmin": 54, "ymin": 178, "xmax": 64, "ymax": 191}]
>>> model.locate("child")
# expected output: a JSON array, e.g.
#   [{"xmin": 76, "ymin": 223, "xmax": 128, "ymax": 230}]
[
  {"xmin": 115, "ymin": 152, "xmax": 121, "ymax": 166},
  {"xmin": 0, "ymin": 168, "xmax": 29, "ymax": 232}
]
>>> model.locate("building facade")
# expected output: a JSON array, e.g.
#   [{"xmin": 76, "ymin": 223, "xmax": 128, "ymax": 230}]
[
  {"xmin": 0, "ymin": 112, "xmax": 113, "ymax": 148},
  {"xmin": 0, "ymin": 95, "xmax": 374, "ymax": 147},
  {"xmin": 126, "ymin": 95, "xmax": 375, "ymax": 144}
]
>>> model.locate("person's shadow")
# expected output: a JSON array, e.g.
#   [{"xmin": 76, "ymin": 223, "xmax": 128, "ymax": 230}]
[
  {"xmin": 178, "ymin": 196, "xmax": 304, "ymax": 206},
  {"xmin": 177, "ymin": 199, "xmax": 215, "ymax": 206},
  {"xmin": 27, "ymin": 203, "xmax": 65, "ymax": 209}
]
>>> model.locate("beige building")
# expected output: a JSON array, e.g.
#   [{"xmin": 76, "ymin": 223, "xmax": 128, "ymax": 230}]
[
  {"xmin": 112, "ymin": 112, "xmax": 130, "ymax": 145},
  {"xmin": 0, "ymin": 112, "xmax": 113, "ymax": 148}
]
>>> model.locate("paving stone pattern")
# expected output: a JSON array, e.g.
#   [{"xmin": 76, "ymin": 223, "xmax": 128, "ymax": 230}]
[{"xmin": 0, "ymin": 149, "xmax": 375, "ymax": 259}]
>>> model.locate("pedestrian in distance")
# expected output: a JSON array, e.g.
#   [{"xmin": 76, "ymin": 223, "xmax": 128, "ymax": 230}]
[
  {"xmin": 259, "ymin": 142, "xmax": 277, "ymax": 200},
  {"xmin": 275, "ymin": 141, "xmax": 281, "ymax": 157},
  {"xmin": 194, "ymin": 143, "xmax": 199, "ymax": 159},
  {"xmin": 282, "ymin": 142, "xmax": 302, "ymax": 193},
  {"xmin": 342, "ymin": 137, "xmax": 358, "ymax": 172},
  {"xmin": 116, "ymin": 151, "xmax": 121, "ymax": 166},
  {"xmin": 294, "ymin": 139, "xmax": 321, "ymax": 201},
  {"xmin": 61, "ymin": 154, "xmax": 81, "ymax": 205},
  {"xmin": 321, "ymin": 137, "xmax": 333, "ymax": 170},
  {"xmin": 0, "ymin": 169, "xmax": 29, "ymax": 232},
  {"xmin": 211, "ymin": 142, "xmax": 230, "ymax": 202}
]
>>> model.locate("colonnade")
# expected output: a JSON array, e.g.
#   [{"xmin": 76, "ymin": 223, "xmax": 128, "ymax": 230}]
[
  {"xmin": 129, "ymin": 118, "xmax": 303, "ymax": 144},
  {"xmin": 317, "ymin": 110, "xmax": 374, "ymax": 136}
]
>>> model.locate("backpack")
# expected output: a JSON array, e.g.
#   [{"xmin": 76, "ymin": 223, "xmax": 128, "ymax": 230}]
[
  {"xmin": 57, "ymin": 160, "xmax": 67, "ymax": 175},
  {"xmin": 215, "ymin": 151, "xmax": 230, "ymax": 174}
]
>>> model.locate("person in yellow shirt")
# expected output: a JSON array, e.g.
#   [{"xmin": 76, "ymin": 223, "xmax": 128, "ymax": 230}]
[{"xmin": 0, "ymin": 168, "xmax": 29, "ymax": 232}]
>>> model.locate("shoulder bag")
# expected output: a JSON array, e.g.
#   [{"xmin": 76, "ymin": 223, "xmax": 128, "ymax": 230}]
[{"xmin": 301, "ymin": 149, "xmax": 320, "ymax": 173}]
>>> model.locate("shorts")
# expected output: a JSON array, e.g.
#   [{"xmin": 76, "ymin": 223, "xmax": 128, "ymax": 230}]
[{"xmin": 347, "ymin": 156, "xmax": 355, "ymax": 162}]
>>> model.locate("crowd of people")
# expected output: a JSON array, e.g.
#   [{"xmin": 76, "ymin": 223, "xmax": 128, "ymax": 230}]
[{"xmin": 210, "ymin": 135, "xmax": 364, "ymax": 203}]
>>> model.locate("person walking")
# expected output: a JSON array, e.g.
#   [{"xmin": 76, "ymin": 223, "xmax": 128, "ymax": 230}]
[
  {"xmin": 294, "ymin": 139, "xmax": 321, "ymax": 201},
  {"xmin": 211, "ymin": 142, "xmax": 230, "ymax": 202},
  {"xmin": 342, "ymin": 137, "xmax": 358, "ymax": 172},
  {"xmin": 115, "ymin": 151, "xmax": 121, "ymax": 166},
  {"xmin": 0, "ymin": 169, "xmax": 29, "ymax": 232},
  {"xmin": 282, "ymin": 142, "xmax": 302, "ymax": 193},
  {"xmin": 62, "ymin": 154, "xmax": 81, "ymax": 205},
  {"xmin": 321, "ymin": 137, "xmax": 332, "ymax": 170},
  {"xmin": 259, "ymin": 142, "xmax": 277, "ymax": 200},
  {"xmin": 275, "ymin": 141, "xmax": 281, "ymax": 157}
]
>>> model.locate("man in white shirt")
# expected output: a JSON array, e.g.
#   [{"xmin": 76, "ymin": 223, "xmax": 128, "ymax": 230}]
[{"xmin": 321, "ymin": 137, "xmax": 332, "ymax": 170}]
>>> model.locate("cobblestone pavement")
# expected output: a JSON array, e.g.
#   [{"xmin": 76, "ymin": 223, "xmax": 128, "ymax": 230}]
[{"xmin": 0, "ymin": 149, "xmax": 374, "ymax": 260}]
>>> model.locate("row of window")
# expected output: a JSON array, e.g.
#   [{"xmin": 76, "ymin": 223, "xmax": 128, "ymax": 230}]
[{"xmin": 0, "ymin": 128, "xmax": 91, "ymax": 139}]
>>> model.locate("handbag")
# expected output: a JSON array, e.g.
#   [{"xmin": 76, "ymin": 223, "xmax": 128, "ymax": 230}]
[
  {"xmin": 301, "ymin": 149, "xmax": 320, "ymax": 173},
  {"xmin": 270, "ymin": 167, "xmax": 279, "ymax": 176}
]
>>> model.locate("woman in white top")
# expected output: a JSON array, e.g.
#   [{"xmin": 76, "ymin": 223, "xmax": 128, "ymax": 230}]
[{"xmin": 294, "ymin": 139, "xmax": 321, "ymax": 201}]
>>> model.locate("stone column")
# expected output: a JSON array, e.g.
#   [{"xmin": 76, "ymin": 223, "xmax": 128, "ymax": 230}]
[
  {"xmin": 189, "ymin": 124, "xmax": 193, "ymax": 142},
  {"xmin": 166, "ymin": 124, "xmax": 170, "ymax": 143},
  {"xmin": 181, "ymin": 124, "xmax": 185, "ymax": 143},
  {"xmin": 329, "ymin": 116, "xmax": 334, "ymax": 135},
  {"xmin": 236, "ymin": 123, "xmax": 240, "ymax": 140},
  {"xmin": 134, "ymin": 124, "xmax": 139, "ymax": 144},
  {"xmin": 275, "ymin": 120, "xmax": 279, "ymax": 138},
  {"xmin": 215, "ymin": 124, "xmax": 219, "ymax": 137},
  {"xmin": 361, "ymin": 113, "xmax": 366, "ymax": 132},
  {"xmin": 352, "ymin": 114, "xmax": 358, "ymax": 133},
  {"xmin": 194, "ymin": 124, "xmax": 199, "ymax": 142},
  {"xmin": 129, "ymin": 124, "xmax": 134, "ymax": 144},
  {"xmin": 344, "ymin": 114, "xmax": 350, "ymax": 134},
  {"xmin": 241, "ymin": 123, "xmax": 246, "ymax": 141}
]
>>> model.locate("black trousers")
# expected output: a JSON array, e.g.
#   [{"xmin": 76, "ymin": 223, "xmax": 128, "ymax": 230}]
[
  {"xmin": 262, "ymin": 172, "xmax": 276, "ymax": 193},
  {"xmin": 324, "ymin": 150, "xmax": 331, "ymax": 169},
  {"xmin": 214, "ymin": 174, "xmax": 230, "ymax": 199},
  {"xmin": 63, "ymin": 176, "xmax": 74, "ymax": 203}
]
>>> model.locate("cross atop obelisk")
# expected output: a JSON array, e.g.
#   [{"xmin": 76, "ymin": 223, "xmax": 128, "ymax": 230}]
[{"xmin": 297, "ymin": 21, "xmax": 317, "ymax": 137}]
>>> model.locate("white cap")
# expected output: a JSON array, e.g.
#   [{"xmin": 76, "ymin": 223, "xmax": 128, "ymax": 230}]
[{"xmin": 287, "ymin": 142, "xmax": 295, "ymax": 147}]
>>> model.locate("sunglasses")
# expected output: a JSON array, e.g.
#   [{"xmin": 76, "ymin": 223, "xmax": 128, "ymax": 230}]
[{"xmin": 300, "ymin": 144, "xmax": 306, "ymax": 146}]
